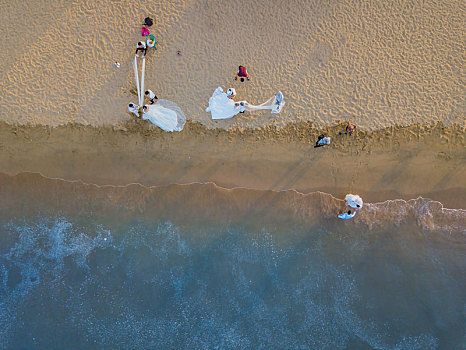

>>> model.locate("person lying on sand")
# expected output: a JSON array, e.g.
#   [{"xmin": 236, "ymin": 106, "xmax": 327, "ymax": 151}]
[
  {"xmin": 145, "ymin": 89, "xmax": 158, "ymax": 104},
  {"xmin": 339, "ymin": 124, "xmax": 356, "ymax": 135},
  {"xmin": 235, "ymin": 66, "xmax": 250, "ymax": 82},
  {"xmin": 135, "ymin": 41, "xmax": 147, "ymax": 56},
  {"xmin": 314, "ymin": 134, "xmax": 331, "ymax": 148}
]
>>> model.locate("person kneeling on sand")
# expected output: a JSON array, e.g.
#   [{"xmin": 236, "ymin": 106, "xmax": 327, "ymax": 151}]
[
  {"xmin": 226, "ymin": 88, "xmax": 236, "ymax": 99},
  {"xmin": 145, "ymin": 89, "xmax": 158, "ymax": 104},
  {"xmin": 314, "ymin": 134, "xmax": 331, "ymax": 148},
  {"xmin": 338, "ymin": 210, "xmax": 356, "ymax": 220},
  {"xmin": 235, "ymin": 66, "xmax": 249, "ymax": 82},
  {"xmin": 339, "ymin": 124, "xmax": 356, "ymax": 135},
  {"xmin": 135, "ymin": 41, "xmax": 147, "ymax": 57}
]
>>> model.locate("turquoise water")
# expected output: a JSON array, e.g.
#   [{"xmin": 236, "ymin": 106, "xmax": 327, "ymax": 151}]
[{"xmin": 0, "ymin": 174, "xmax": 464, "ymax": 349}]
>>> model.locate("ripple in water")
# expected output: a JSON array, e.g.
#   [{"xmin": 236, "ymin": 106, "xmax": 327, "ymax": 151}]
[{"xmin": 0, "ymin": 214, "xmax": 464, "ymax": 349}]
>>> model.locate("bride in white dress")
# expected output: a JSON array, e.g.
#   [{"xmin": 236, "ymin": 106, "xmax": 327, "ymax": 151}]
[
  {"xmin": 205, "ymin": 87, "xmax": 285, "ymax": 120},
  {"xmin": 128, "ymin": 100, "xmax": 186, "ymax": 132}
]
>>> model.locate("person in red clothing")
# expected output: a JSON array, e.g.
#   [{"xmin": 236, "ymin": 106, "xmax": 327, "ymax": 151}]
[{"xmin": 235, "ymin": 66, "xmax": 250, "ymax": 82}]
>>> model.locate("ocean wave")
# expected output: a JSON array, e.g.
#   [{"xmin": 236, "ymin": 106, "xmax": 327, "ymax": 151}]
[
  {"xmin": 0, "ymin": 217, "xmax": 113, "ymax": 348},
  {"xmin": 362, "ymin": 198, "xmax": 466, "ymax": 234},
  {"xmin": 0, "ymin": 172, "xmax": 464, "ymax": 235},
  {"xmin": 0, "ymin": 215, "xmax": 463, "ymax": 348}
]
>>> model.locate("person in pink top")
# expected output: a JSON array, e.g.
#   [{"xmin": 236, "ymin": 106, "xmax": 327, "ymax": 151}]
[{"xmin": 141, "ymin": 27, "xmax": 150, "ymax": 36}]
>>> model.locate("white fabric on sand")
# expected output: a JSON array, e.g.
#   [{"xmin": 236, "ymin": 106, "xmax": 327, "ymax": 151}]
[
  {"xmin": 345, "ymin": 194, "xmax": 363, "ymax": 208},
  {"xmin": 142, "ymin": 99, "xmax": 186, "ymax": 132},
  {"xmin": 206, "ymin": 87, "xmax": 285, "ymax": 120}
]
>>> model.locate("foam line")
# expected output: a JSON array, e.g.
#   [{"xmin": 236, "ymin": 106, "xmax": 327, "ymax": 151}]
[{"xmin": 1, "ymin": 171, "xmax": 464, "ymax": 214}]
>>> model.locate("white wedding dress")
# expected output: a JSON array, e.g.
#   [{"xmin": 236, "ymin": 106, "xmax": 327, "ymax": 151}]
[{"xmin": 206, "ymin": 87, "xmax": 285, "ymax": 120}]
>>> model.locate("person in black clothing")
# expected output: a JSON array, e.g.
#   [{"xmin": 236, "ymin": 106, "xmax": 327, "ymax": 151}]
[
  {"xmin": 144, "ymin": 17, "xmax": 154, "ymax": 27},
  {"xmin": 135, "ymin": 42, "xmax": 147, "ymax": 56},
  {"xmin": 145, "ymin": 90, "xmax": 158, "ymax": 104},
  {"xmin": 314, "ymin": 134, "xmax": 331, "ymax": 148}
]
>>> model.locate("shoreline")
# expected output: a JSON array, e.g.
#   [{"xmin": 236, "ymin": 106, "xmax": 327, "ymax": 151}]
[
  {"xmin": 1, "ymin": 172, "xmax": 464, "ymax": 235},
  {"xmin": 1, "ymin": 120, "xmax": 464, "ymax": 209}
]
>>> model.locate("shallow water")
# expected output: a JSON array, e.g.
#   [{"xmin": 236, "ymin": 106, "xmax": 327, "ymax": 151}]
[{"xmin": 0, "ymin": 174, "xmax": 464, "ymax": 349}]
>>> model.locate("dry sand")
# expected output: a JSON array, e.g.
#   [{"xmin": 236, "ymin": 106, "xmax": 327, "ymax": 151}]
[{"xmin": 0, "ymin": 0, "xmax": 464, "ymax": 129}]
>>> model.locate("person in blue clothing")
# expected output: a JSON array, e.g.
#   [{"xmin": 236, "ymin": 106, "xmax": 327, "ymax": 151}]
[{"xmin": 338, "ymin": 210, "xmax": 356, "ymax": 220}]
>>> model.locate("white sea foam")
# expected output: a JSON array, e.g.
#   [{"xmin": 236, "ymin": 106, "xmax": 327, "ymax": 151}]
[{"xmin": 1, "ymin": 216, "xmax": 463, "ymax": 348}]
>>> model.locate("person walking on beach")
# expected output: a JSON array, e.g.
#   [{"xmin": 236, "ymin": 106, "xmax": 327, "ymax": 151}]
[
  {"xmin": 145, "ymin": 89, "xmax": 158, "ymax": 104},
  {"xmin": 135, "ymin": 41, "xmax": 147, "ymax": 57},
  {"xmin": 314, "ymin": 134, "xmax": 331, "ymax": 148},
  {"xmin": 235, "ymin": 66, "xmax": 249, "ymax": 82}
]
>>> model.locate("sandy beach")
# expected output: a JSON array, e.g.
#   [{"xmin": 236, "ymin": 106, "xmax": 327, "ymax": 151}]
[
  {"xmin": 1, "ymin": 2, "xmax": 466, "ymax": 348},
  {"xmin": 0, "ymin": 0, "xmax": 464, "ymax": 206},
  {"xmin": 1, "ymin": 120, "xmax": 464, "ymax": 208},
  {"xmin": 0, "ymin": 0, "xmax": 464, "ymax": 130}
]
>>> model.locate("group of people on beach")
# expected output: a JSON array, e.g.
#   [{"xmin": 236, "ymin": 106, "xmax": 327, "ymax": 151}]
[
  {"xmin": 127, "ymin": 17, "xmax": 361, "ymax": 220},
  {"xmin": 338, "ymin": 194, "xmax": 363, "ymax": 220},
  {"xmin": 314, "ymin": 124, "xmax": 356, "ymax": 148},
  {"xmin": 230, "ymin": 65, "xmax": 356, "ymax": 149},
  {"xmin": 127, "ymin": 17, "xmax": 160, "ymax": 117},
  {"xmin": 128, "ymin": 89, "xmax": 157, "ymax": 113}
]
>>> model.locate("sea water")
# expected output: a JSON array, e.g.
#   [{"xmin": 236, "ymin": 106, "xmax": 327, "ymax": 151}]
[{"xmin": 0, "ymin": 173, "xmax": 464, "ymax": 349}]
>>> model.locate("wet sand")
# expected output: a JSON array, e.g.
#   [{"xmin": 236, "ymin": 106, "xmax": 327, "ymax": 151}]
[{"xmin": 0, "ymin": 121, "xmax": 464, "ymax": 209}]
